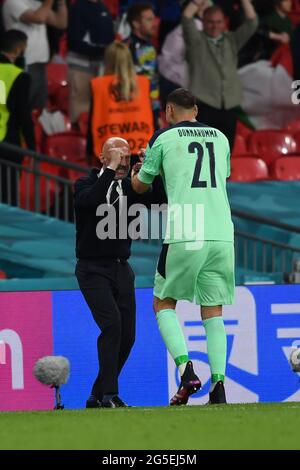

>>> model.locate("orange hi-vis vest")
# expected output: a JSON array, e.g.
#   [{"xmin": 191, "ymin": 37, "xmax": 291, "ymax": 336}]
[{"xmin": 91, "ymin": 74, "xmax": 154, "ymax": 156}]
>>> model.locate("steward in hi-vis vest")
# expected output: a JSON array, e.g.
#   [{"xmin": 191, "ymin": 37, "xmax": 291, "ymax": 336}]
[
  {"xmin": 91, "ymin": 74, "xmax": 154, "ymax": 156},
  {"xmin": 0, "ymin": 62, "xmax": 22, "ymax": 141},
  {"xmin": 0, "ymin": 30, "xmax": 35, "ymax": 205}
]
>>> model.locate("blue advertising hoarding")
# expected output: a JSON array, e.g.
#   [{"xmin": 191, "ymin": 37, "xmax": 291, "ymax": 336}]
[
  {"xmin": 52, "ymin": 285, "xmax": 300, "ymax": 407},
  {"xmin": 0, "ymin": 285, "xmax": 299, "ymax": 410}
]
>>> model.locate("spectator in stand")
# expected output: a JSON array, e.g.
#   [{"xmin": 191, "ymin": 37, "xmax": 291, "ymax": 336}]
[
  {"xmin": 2, "ymin": 0, "xmax": 68, "ymax": 110},
  {"xmin": 182, "ymin": 0, "xmax": 258, "ymax": 149},
  {"xmin": 0, "ymin": 29, "xmax": 35, "ymax": 205},
  {"xmin": 158, "ymin": 0, "xmax": 212, "ymax": 106},
  {"xmin": 47, "ymin": 0, "xmax": 72, "ymax": 59},
  {"xmin": 87, "ymin": 41, "xmax": 154, "ymax": 162},
  {"xmin": 117, "ymin": 1, "xmax": 181, "ymax": 48},
  {"xmin": 156, "ymin": 0, "xmax": 182, "ymax": 51},
  {"xmin": 126, "ymin": 2, "xmax": 162, "ymax": 129},
  {"xmin": 261, "ymin": 0, "xmax": 293, "ymax": 51},
  {"xmin": 66, "ymin": 0, "xmax": 114, "ymax": 125},
  {"xmin": 241, "ymin": 0, "xmax": 294, "ymax": 64},
  {"xmin": 264, "ymin": 0, "xmax": 293, "ymax": 39}
]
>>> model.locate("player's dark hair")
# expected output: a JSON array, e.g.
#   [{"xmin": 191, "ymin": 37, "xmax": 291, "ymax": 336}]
[
  {"xmin": 167, "ymin": 88, "xmax": 197, "ymax": 109},
  {"xmin": 203, "ymin": 5, "xmax": 225, "ymax": 19},
  {"xmin": 127, "ymin": 2, "xmax": 154, "ymax": 28},
  {"xmin": 0, "ymin": 29, "xmax": 27, "ymax": 53}
]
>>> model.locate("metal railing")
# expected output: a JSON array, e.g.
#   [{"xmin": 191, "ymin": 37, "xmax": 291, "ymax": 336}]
[
  {"xmin": 232, "ymin": 209, "xmax": 300, "ymax": 276},
  {"xmin": 232, "ymin": 208, "xmax": 300, "ymax": 235},
  {"xmin": 235, "ymin": 230, "xmax": 300, "ymax": 274},
  {"xmin": 1, "ymin": 141, "xmax": 300, "ymax": 278},
  {"xmin": 0, "ymin": 141, "xmax": 89, "ymax": 222}
]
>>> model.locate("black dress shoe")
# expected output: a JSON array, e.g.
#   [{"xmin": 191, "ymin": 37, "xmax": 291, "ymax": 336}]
[
  {"xmin": 102, "ymin": 396, "xmax": 130, "ymax": 408},
  {"xmin": 86, "ymin": 398, "xmax": 102, "ymax": 408}
]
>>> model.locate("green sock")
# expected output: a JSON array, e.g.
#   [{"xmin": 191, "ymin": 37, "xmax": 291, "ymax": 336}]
[
  {"xmin": 203, "ymin": 316, "xmax": 227, "ymax": 383},
  {"xmin": 156, "ymin": 309, "xmax": 189, "ymax": 367}
]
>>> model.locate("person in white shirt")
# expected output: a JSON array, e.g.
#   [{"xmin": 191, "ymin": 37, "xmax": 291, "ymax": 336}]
[{"xmin": 3, "ymin": 0, "xmax": 68, "ymax": 109}]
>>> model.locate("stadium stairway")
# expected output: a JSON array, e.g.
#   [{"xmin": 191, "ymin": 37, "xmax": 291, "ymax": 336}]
[
  {"xmin": 228, "ymin": 181, "xmax": 300, "ymax": 283},
  {"xmin": 227, "ymin": 181, "xmax": 300, "ymax": 249},
  {"xmin": 1, "ymin": 180, "xmax": 300, "ymax": 291},
  {"xmin": 0, "ymin": 204, "xmax": 160, "ymax": 291}
]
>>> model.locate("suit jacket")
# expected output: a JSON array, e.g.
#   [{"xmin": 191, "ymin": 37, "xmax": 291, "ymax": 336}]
[
  {"xmin": 182, "ymin": 16, "xmax": 258, "ymax": 109},
  {"xmin": 74, "ymin": 167, "xmax": 166, "ymax": 260}
]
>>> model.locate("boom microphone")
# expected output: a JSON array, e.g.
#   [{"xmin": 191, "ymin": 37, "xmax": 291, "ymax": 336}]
[{"xmin": 33, "ymin": 356, "xmax": 70, "ymax": 409}]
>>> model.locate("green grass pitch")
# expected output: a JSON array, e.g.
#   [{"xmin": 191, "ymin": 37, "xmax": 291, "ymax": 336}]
[{"xmin": 0, "ymin": 403, "xmax": 299, "ymax": 450}]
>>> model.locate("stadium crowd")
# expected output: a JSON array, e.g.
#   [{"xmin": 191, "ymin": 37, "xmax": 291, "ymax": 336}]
[{"xmin": 0, "ymin": 0, "xmax": 300, "ymax": 204}]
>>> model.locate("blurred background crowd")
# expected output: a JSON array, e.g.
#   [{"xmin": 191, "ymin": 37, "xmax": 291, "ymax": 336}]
[
  {"xmin": 0, "ymin": 0, "xmax": 300, "ymax": 206},
  {"xmin": 1, "ymin": 0, "xmax": 300, "ymax": 286}
]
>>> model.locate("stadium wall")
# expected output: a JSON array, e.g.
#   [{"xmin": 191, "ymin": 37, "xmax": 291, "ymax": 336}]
[{"xmin": 0, "ymin": 285, "xmax": 299, "ymax": 411}]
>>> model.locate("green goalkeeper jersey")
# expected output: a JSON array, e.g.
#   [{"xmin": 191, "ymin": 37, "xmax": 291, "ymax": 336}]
[{"xmin": 138, "ymin": 121, "xmax": 234, "ymax": 244}]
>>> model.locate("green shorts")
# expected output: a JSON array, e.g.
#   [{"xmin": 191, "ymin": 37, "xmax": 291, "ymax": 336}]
[{"xmin": 154, "ymin": 241, "xmax": 235, "ymax": 306}]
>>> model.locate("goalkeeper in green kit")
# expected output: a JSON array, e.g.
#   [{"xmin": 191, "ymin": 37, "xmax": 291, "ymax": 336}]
[{"xmin": 131, "ymin": 89, "xmax": 234, "ymax": 405}]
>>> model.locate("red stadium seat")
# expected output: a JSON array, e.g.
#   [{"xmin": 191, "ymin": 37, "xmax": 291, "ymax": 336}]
[
  {"xmin": 47, "ymin": 63, "xmax": 68, "ymax": 90},
  {"xmin": 292, "ymin": 0, "xmax": 300, "ymax": 11},
  {"xmin": 58, "ymin": 33, "xmax": 68, "ymax": 58},
  {"xmin": 77, "ymin": 112, "xmax": 89, "ymax": 137},
  {"xmin": 293, "ymin": 131, "xmax": 300, "ymax": 153},
  {"xmin": 46, "ymin": 63, "xmax": 69, "ymax": 113},
  {"xmin": 229, "ymin": 157, "xmax": 269, "ymax": 182},
  {"xmin": 102, "ymin": 0, "xmax": 119, "ymax": 17},
  {"xmin": 44, "ymin": 132, "xmax": 87, "ymax": 165},
  {"xmin": 20, "ymin": 157, "xmax": 58, "ymax": 212},
  {"xmin": 32, "ymin": 110, "xmax": 72, "ymax": 152},
  {"xmin": 236, "ymin": 121, "xmax": 253, "ymax": 140},
  {"xmin": 271, "ymin": 156, "xmax": 300, "ymax": 180},
  {"xmin": 289, "ymin": 0, "xmax": 300, "ymax": 24},
  {"xmin": 232, "ymin": 134, "xmax": 248, "ymax": 157},
  {"xmin": 248, "ymin": 130, "xmax": 297, "ymax": 165},
  {"xmin": 232, "ymin": 153, "xmax": 260, "ymax": 159},
  {"xmin": 20, "ymin": 132, "xmax": 88, "ymax": 212},
  {"xmin": 286, "ymin": 118, "xmax": 300, "ymax": 135},
  {"xmin": 53, "ymin": 85, "xmax": 69, "ymax": 114},
  {"xmin": 289, "ymin": 10, "xmax": 300, "ymax": 25},
  {"xmin": 44, "ymin": 132, "xmax": 88, "ymax": 181}
]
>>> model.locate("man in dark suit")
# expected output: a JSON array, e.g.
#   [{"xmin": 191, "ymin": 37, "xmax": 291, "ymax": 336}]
[{"xmin": 74, "ymin": 136, "xmax": 165, "ymax": 408}]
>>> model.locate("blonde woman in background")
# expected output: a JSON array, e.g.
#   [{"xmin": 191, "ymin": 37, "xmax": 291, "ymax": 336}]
[
  {"xmin": 103, "ymin": 40, "xmax": 138, "ymax": 102},
  {"xmin": 89, "ymin": 41, "xmax": 154, "ymax": 160}
]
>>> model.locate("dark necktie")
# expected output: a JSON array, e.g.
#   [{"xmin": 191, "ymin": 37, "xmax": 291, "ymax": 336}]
[{"xmin": 110, "ymin": 181, "xmax": 120, "ymax": 214}]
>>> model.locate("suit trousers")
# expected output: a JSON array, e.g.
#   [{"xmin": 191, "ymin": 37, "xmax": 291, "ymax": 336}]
[{"xmin": 75, "ymin": 258, "xmax": 136, "ymax": 399}]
